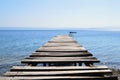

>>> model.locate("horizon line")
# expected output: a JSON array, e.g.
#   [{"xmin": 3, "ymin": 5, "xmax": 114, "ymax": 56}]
[{"xmin": 0, "ymin": 27, "xmax": 120, "ymax": 31}]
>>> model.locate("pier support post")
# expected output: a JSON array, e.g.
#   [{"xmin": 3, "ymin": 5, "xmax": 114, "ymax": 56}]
[
  {"xmin": 74, "ymin": 63, "xmax": 77, "ymax": 66},
  {"xmin": 28, "ymin": 63, "xmax": 37, "ymax": 66},
  {"xmin": 43, "ymin": 63, "xmax": 46, "ymax": 66},
  {"xmin": 85, "ymin": 63, "xmax": 93, "ymax": 67},
  {"xmin": 79, "ymin": 63, "xmax": 82, "ymax": 66}
]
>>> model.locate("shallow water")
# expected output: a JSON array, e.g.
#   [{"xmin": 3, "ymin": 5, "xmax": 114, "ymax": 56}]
[{"xmin": 0, "ymin": 30, "xmax": 120, "ymax": 75}]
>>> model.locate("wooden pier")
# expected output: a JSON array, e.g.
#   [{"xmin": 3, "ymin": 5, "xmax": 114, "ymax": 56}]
[{"xmin": 0, "ymin": 35, "xmax": 118, "ymax": 80}]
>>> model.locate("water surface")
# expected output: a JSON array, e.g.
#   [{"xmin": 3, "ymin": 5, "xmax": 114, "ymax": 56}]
[{"xmin": 0, "ymin": 30, "xmax": 120, "ymax": 75}]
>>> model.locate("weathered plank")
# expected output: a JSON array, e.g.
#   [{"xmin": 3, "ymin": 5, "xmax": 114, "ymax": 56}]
[
  {"xmin": 43, "ymin": 42, "xmax": 82, "ymax": 47},
  {"xmin": 39, "ymin": 46, "xmax": 86, "ymax": 49},
  {"xmin": 1, "ymin": 76, "xmax": 118, "ymax": 80},
  {"xmin": 52, "ymin": 35, "xmax": 73, "ymax": 39},
  {"xmin": 30, "ymin": 52, "xmax": 93, "ymax": 57},
  {"xmin": 0, "ymin": 77, "xmax": 14, "ymax": 80},
  {"xmin": 53, "ymin": 35, "xmax": 72, "ymax": 38},
  {"xmin": 50, "ymin": 38, "xmax": 75, "ymax": 41},
  {"xmin": 4, "ymin": 70, "xmax": 112, "ymax": 76},
  {"xmin": 10, "ymin": 66, "xmax": 109, "ymax": 71},
  {"xmin": 49, "ymin": 35, "xmax": 77, "ymax": 42},
  {"xmin": 49, "ymin": 40, "xmax": 76, "ymax": 42},
  {"xmin": 21, "ymin": 57, "xmax": 100, "ymax": 63},
  {"xmin": 36, "ymin": 46, "xmax": 87, "ymax": 52},
  {"xmin": 49, "ymin": 38, "xmax": 76, "ymax": 42},
  {"xmin": 25, "ymin": 56, "xmax": 97, "ymax": 59}
]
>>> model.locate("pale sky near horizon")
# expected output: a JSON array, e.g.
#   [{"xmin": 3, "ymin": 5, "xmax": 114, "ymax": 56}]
[{"xmin": 0, "ymin": 0, "xmax": 120, "ymax": 29}]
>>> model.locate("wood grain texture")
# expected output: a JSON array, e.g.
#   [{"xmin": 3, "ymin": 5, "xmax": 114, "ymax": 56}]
[
  {"xmin": 36, "ymin": 46, "xmax": 87, "ymax": 52},
  {"xmin": 11, "ymin": 66, "xmax": 109, "ymax": 71},
  {"xmin": 43, "ymin": 42, "xmax": 82, "ymax": 47},
  {"xmin": 0, "ymin": 76, "xmax": 118, "ymax": 80},
  {"xmin": 4, "ymin": 70, "xmax": 112, "ymax": 76},
  {"xmin": 30, "ymin": 52, "xmax": 93, "ymax": 57}
]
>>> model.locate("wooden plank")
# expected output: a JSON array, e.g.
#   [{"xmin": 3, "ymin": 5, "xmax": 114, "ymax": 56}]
[
  {"xmin": 53, "ymin": 35, "xmax": 72, "ymax": 38},
  {"xmin": 52, "ymin": 36, "xmax": 73, "ymax": 39},
  {"xmin": 39, "ymin": 46, "xmax": 86, "ymax": 49},
  {"xmin": 49, "ymin": 35, "xmax": 79, "ymax": 44},
  {"xmin": 21, "ymin": 57, "xmax": 100, "ymax": 63},
  {"xmin": 1, "ymin": 76, "xmax": 118, "ymax": 80},
  {"xmin": 50, "ymin": 36, "xmax": 77, "ymax": 42},
  {"xmin": 52, "ymin": 36, "xmax": 73, "ymax": 38},
  {"xmin": 52, "ymin": 35, "xmax": 73, "ymax": 39},
  {"xmin": 0, "ymin": 77, "xmax": 14, "ymax": 80},
  {"xmin": 10, "ymin": 66, "xmax": 109, "ymax": 71},
  {"xmin": 49, "ymin": 35, "xmax": 77, "ymax": 42},
  {"xmin": 21, "ymin": 60, "xmax": 99, "ymax": 64},
  {"xmin": 4, "ymin": 70, "xmax": 112, "ymax": 76},
  {"xmin": 36, "ymin": 49, "xmax": 87, "ymax": 52},
  {"xmin": 50, "ymin": 38, "xmax": 75, "ymax": 41},
  {"xmin": 50, "ymin": 39, "xmax": 75, "ymax": 41},
  {"xmin": 25, "ymin": 56, "xmax": 97, "ymax": 59},
  {"xmin": 50, "ymin": 40, "xmax": 76, "ymax": 42},
  {"xmin": 36, "ymin": 46, "xmax": 87, "ymax": 52},
  {"xmin": 43, "ymin": 43, "xmax": 82, "ymax": 47},
  {"xmin": 30, "ymin": 52, "xmax": 93, "ymax": 57},
  {"xmin": 50, "ymin": 38, "xmax": 75, "ymax": 42}
]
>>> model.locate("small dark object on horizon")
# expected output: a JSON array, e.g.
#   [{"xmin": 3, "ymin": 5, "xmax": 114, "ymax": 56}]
[{"xmin": 69, "ymin": 31, "xmax": 77, "ymax": 37}]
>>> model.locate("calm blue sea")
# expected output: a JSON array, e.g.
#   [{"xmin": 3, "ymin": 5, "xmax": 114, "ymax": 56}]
[{"xmin": 0, "ymin": 30, "xmax": 120, "ymax": 75}]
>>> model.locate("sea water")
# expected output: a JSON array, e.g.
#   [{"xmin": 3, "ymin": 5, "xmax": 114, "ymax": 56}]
[{"xmin": 0, "ymin": 30, "xmax": 120, "ymax": 75}]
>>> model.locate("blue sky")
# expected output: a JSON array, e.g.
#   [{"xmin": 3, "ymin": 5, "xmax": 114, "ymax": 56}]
[{"xmin": 0, "ymin": 0, "xmax": 120, "ymax": 29}]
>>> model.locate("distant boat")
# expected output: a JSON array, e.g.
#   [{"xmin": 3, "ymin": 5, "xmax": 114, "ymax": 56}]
[{"xmin": 69, "ymin": 31, "xmax": 77, "ymax": 37}]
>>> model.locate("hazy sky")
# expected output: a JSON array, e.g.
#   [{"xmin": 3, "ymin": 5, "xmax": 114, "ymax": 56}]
[{"xmin": 0, "ymin": 0, "xmax": 120, "ymax": 29}]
